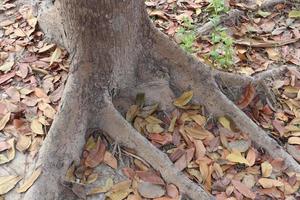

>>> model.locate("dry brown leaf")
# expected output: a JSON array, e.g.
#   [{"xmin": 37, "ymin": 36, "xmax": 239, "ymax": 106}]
[
  {"xmin": 136, "ymin": 171, "xmax": 165, "ymax": 185},
  {"xmin": 30, "ymin": 119, "xmax": 44, "ymax": 135},
  {"xmin": 87, "ymin": 178, "xmax": 113, "ymax": 195},
  {"xmin": 261, "ymin": 161, "xmax": 273, "ymax": 177},
  {"xmin": 226, "ymin": 150, "xmax": 250, "ymax": 166},
  {"xmin": 190, "ymin": 114, "xmax": 206, "ymax": 126},
  {"xmin": 126, "ymin": 105, "xmax": 139, "ymax": 122},
  {"xmin": 288, "ymin": 137, "xmax": 300, "ymax": 145},
  {"xmin": 50, "ymin": 47, "xmax": 62, "ymax": 66},
  {"xmin": 258, "ymin": 178, "xmax": 284, "ymax": 188},
  {"xmin": 146, "ymin": 123, "xmax": 164, "ymax": 133},
  {"xmin": 0, "ymin": 175, "xmax": 22, "ymax": 195},
  {"xmin": 184, "ymin": 126, "xmax": 209, "ymax": 140},
  {"xmin": 0, "ymin": 112, "xmax": 10, "ymax": 130},
  {"xmin": 16, "ymin": 135, "xmax": 31, "ymax": 152},
  {"xmin": 38, "ymin": 44, "xmax": 55, "ymax": 53},
  {"xmin": 103, "ymin": 151, "xmax": 118, "ymax": 169},
  {"xmin": 168, "ymin": 116, "xmax": 177, "ymax": 132},
  {"xmin": 246, "ymin": 148, "xmax": 256, "ymax": 166},
  {"xmin": 237, "ymin": 84, "xmax": 255, "ymax": 109},
  {"xmin": 17, "ymin": 168, "xmax": 42, "ymax": 193},
  {"xmin": 173, "ymin": 90, "xmax": 193, "ymax": 107},
  {"xmin": 85, "ymin": 138, "xmax": 106, "ymax": 168},
  {"xmin": 231, "ymin": 180, "xmax": 256, "ymax": 199},
  {"xmin": 0, "ymin": 138, "xmax": 15, "ymax": 165}
]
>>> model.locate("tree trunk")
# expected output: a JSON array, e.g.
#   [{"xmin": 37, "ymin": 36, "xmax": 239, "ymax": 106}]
[{"xmin": 24, "ymin": 0, "xmax": 300, "ymax": 199}]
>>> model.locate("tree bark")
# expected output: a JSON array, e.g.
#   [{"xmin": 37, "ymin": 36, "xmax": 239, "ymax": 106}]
[{"xmin": 23, "ymin": 0, "xmax": 300, "ymax": 199}]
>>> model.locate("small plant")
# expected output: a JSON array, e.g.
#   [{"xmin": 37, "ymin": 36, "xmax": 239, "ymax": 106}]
[
  {"xmin": 207, "ymin": 0, "xmax": 234, "ymax": 68},
  {"xmin": 176, "ymin": 17, "xmax": 197, "ymax": 53},
  {"xmin": 210, "ymin": 27, "xmax": 234, "ymax": 67}
]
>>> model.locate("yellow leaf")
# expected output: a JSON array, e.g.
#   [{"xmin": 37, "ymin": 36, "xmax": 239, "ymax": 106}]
[
  {"xmin": 146, "ymin": 123, "xmax": 164, "ymax": 133},
  {"xmin": 30, "ymin": 119, "xmax": 44, "ymax": 135},
  {"xmin": 87, "ymin": 178, "xmax": 113, "ymax": 195},
  {"xmin": 50, "ymin": 47, "xmax": 62, "ymax": 66},
  {"xmin": 190, "ymin": 114, "xmax": 206, "ymax": 126},
  {"xmin": 85, "ymin": 173, "xmax": 98, "ymax": 184},
  {"xmin": 184, "ymin": 126, "xmax": 209, "ymax": 140},
  {"xmin": 106, "ymin": 188, "xmax": 132, "ymax": 200},
  {"xmin": 0, "ymin": 138, "xmax": 15, "ymax": 165},
  {"xmin": 258, "ymin": 178, "xmax": 284, "ymax": 188},
  {"xmin": 168, "ymin": 116, "xmax": 177, "ymax": 132},
  {"xmin": 65, "ymin": 162, "xmax": 76, "ymax": 182},
  {"xmin": 0, "ymin": 61, "xmax": 14, "ymax": 72},
  {"xmin": 288, "ymin": 137, "xmax": 300, "ymax": 145},
  {"xmin": 218, "ymin": 116, "xmax": 231, "ymax": 130},
  {"xmin": 145, "ymin": 116, "xmax": 163, "ymax": 124},
  {"xmin": 226, "ymin": 150, "xmax": 250, "ymax": 166},
  {"xmin": 173, "ymin": 90, "xmax": 193, "ymax": 107},
  {"xmin": 261, "ymin": 161, "xmax": 273, "ymax": 177},
  {"xmin": 0, "ymin": 112, "xmax": 10, "ymax": 130},
  {"xmin": 27, "ymin": 18, "xmax": 37, "ymax": 27},
  {"xmin": 17, "ymin": 168, "xmax": 42, "ymax": 193},
  {"xmin": 0, "ymin": 175, "xmax": 22, "ymax": 195},
  {"xmin": 126, "ymin": 105, "xmax": 139, "ymax": 122}
]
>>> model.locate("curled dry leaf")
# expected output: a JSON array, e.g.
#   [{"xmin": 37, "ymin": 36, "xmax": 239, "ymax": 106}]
[
  {"xmin": 103, "ymin": 151, "xmax": 118, "ymax": 169},
  {"xmin": 16, "ymin": 135, "xmax": 31, "ymax": 152},
  {"xmin": 226, "ymin": 150, "xmax": 250, "ymax": 166},
  {"xmin": 288, "ymin": 137, "xmax": 300, "ymax": 145},
  {"xmin": 0, "ymin": 138, "xmax": 15, "ymax": 165},
  {"xmin": 17, "ymin": 168, "xmax": 42, "ymax": 193},
  {"xmin": 246, "ymin": 148, "xmax": 256, "ymax": 166},
  {"xmin": 258, "ymin": 178, "xmax": 284, "ymax": 188},
  {"xmin": 0, "ymin": 175, "xmax": 22, "ymax": 195},
  {"xmin": 237, "ymin": 84, "xmax": 256, "ymax": 109},
  {"xmin": 231, "ymin": 180, "xmax": 256, "ymax": 199},
  {"xmin": 87, "ymin": 178, "xmax": 113, "ymax": 195},
  {"xmin": 0, "ymin": 112, "xmax": 10, "ymax": 130},
  {"xmin": 30, "ymin": 119, "xmax": 44, "ymax": 135},
  {"xmin": 49, "ymin": 47, "xmax": 62, "ymax": 66},
  {"xmin": 173, "ymin": 90, "xmax": 193, "ymax": 107},
  {"xmin": 84, "ymin": 138, "xmax": 106, "ymax": 168},
  {"xmin": 261, "ymin": 161, "xmax": 273, "ymax": 177}
]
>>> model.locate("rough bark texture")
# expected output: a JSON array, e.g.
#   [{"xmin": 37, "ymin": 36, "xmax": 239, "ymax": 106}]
[{"xmin": 24, "ymin": 0, "xmax": 300, "ymax": 199}]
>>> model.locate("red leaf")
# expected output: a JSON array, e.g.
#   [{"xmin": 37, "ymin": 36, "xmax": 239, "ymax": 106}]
[
  {"xmin": 136, "ymin": 170, "xmax": 165, "ymax": 185},
  {"xmin": 237, "ymin": 84, "xmax": 256, "ymax": 109}
]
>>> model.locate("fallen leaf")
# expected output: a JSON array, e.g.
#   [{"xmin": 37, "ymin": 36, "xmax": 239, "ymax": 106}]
[
  {"xmin": 226, "ymin": 150, "xmax": 250, "ymax": 166},
  {"xmin": 17, "ymin": 168, "xmax": 42, "ymax": 193},
  {"xmin": 0, "ymin": 112, "xmax": 10, "ymax": 130},
  {"xmin": 218, "ymin": 116, "xmax": 231, "ymax": 131},
  {"xmin": 103, "ymin": 151, "xmax": 118, "ymax": 169},
  {"xmin": 138, "ymin": 182, "xmax": 165, "ymax": 199},
  {"xmin": 237, "ymin": 84, "xmax": 255, "ymax": 109},
  {"xmin": 0, "ymin": 175, "xmax": 22, "ymax": 195},
  {"xmin": 50, "ymin": 47, "xmax": 62, "ymax": 66},
  {"xmin": 136, "ymin": 171, "xmax": 165, "ymax": 185},
  {"xmin": 184, "ymin": 126, "xmax": 209, "ymax": 140},
  {"xmin": 126, "ymin": 105, "xmax": 139, "ymax": 122},
  {"xmin": 0, "ymin": 61, "xmax": 14, "ymax": 72},
  {"xmin": 30, "ymin": 119, "xmax": 44, "ymax": 135},
  {"xmin": 0, "ymin": 138, "xmax": 15, "ymax": 165},
  {"xmin": 232, "ymin": 180, "xmax": 256, "ymax": 199},
  {"xmin": 87, "ymin": 178, "xmax": 113, "ymax": 195},
  {"xmin": 146, "ymin": 123, "xmax": 164, "ymax": 133},
  {"xmin": 289, "ymin": 10, "xmax": 300, "ymax": 18},
  {"xmin": 16, "ymin": 135, "xmax": 31, "ymax": 152},
  {"xmin": 173, "ymin": 90, "xmax": 193, "ymax": 107},
  {"xmin": 261, "ymin": 161, "xmax": 273, "ymax": 177},
  {"xmin": 258, "ymin": 178, "xmax": 284, "ymax": 188},
  {"xmin": 85, "ymin": 138, "xmax": 106, "ymax": 168},
  {"xmin": 246, "ymin": 148, "xmax": 256, "ymax": 166},
  {"xmin": 288, "ymin": 137, "xmax": 300, "ymax": 145}
]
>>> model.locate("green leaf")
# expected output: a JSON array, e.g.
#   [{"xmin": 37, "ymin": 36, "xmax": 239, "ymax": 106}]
[{"xmin": 257, "ymin": 10, "xmax": 271, "ymax": 18}]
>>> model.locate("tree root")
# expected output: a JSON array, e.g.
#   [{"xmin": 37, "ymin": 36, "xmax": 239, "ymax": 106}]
[
  {"xmin": 149, "ymin": 28, "xmax": 300, "ymax": 173},
  {"xmin": 98, "ymin": 96, "xmax": 214, "ymax": 200}
]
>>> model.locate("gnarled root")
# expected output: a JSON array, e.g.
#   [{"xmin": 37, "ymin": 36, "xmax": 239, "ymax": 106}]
[{"xmin": 98, "ymin": 96, "xmax": 213, "ymax": 200}]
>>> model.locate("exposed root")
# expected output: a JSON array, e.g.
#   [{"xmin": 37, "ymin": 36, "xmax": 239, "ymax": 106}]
[
  {"xmin": 149, "ymin": 29, "xmax": 300, "ymax": 173},
  {"xmin": 98, "ymin": 96, "xmax": 214, "ymax": 200},
  {"xmin": 196, "ymin": 9, "xmax": 243, "ymax": 36}
]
